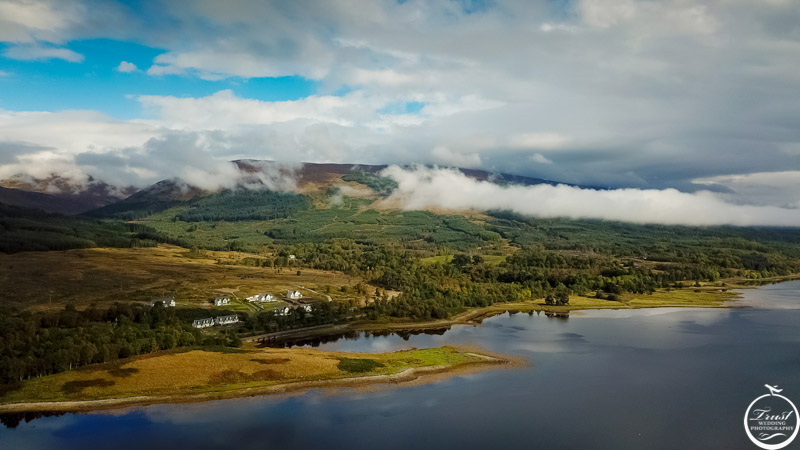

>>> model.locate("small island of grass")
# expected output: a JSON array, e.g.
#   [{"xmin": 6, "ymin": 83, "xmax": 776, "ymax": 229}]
[{"xmin": 0, "ymin": 345, "xmax": 510, "ymax": 413}]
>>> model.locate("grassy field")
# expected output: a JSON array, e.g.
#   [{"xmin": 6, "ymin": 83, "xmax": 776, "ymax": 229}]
[
  {"xmin": 475, "ymin": 286, "xmax": 738, "ymax": 315},
  {"xmin": 0, "ymin": 345, "xmax": 501, "ymax": 409},
  {"xmin": 0, "ymin": 245, "xmax": 368, "ymax": 311}
]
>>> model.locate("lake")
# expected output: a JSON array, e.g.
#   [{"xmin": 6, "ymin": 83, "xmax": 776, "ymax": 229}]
[{"xmin": 2, "ymin": 281, "xmax": 799, "ymax": 450}]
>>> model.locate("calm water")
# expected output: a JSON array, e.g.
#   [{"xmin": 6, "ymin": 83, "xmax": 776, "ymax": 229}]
[{"xmin": 2, "ymin": 282, "xmax": 800, "ymax": 450}]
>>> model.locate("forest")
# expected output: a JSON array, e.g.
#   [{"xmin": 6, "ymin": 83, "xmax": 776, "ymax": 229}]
[
  {"xmin": 0, "ymin": 203, "xmax": 165, "ymax": 253},
  {"xmin": 0, "ymin": 303, "xmax": 241, "ymax": 385}
]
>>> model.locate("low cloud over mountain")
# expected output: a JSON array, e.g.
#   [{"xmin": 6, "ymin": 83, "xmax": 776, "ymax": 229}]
[{"xmin": 382, "ymin": 166, "xmax": 800, "ymax": 227}]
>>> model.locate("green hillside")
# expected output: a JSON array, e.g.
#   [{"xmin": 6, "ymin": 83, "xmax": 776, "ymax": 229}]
[{"xmin": 0, "ymin": 202, "xmax": 163, "ymax": 253}]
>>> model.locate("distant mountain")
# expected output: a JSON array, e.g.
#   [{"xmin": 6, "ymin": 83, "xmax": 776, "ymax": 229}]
[
  {"xmin": 85, "ymin": 179, "xmax": 206, "ymax": 220},
  {"xmin": 235, "ymin": 160, "xmax": 566, "ymax": 188},
  {"xmin": 0, "ymin": 175, "xmax": 134, "ymax": 215},
  {"xmin": 84, "ymin": 161, "xmax": 571, "ymax": 220}
]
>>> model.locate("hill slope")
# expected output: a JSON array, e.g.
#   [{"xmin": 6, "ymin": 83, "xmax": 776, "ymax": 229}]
[
  {"xmin": 0, "ymin": 177, "xmax": 132, "ymax": 214},
  {"xmin": 0, "ymin": 202, "xmax": 164, "ymax": 253},
  {"xmin": 86, "ymin": 161, "xmax": 566, "ymax": 220}
]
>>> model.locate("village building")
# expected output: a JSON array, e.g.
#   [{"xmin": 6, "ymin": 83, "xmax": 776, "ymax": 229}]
[
  {"xmin": 246, "ymin": 293, "xmax": 277, "ymax": 303},
  {"xmin": 299, "ymin": 304, "xmax": 313, "ymax": 313},
  {"xmin": 151, "ymin": 297, "xmax": 176, "ymax": 307},
  {"xmin": 214, "ymin": 314, "xmax": 239, "ymax": 325},
  {"xmin": 213, "ymin": 296, "xmax": 231, "ymax": 306},
  {"xmin": 287, "ymin": 290, "xmax": 303, "ymax": 300},
  {"xmin": 192, "ymin": 314, "xmax": 239, "ymax": 329},
  {"xmin": 192, "ymin": 317, "xmax": 214, "ymax": 328},
  {"xmin": 274, "ymin": 306, "xmax": 291, "ymax": 316}
]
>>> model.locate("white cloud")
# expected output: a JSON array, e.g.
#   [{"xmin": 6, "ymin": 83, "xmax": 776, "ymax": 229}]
[
  {"xmin": 579, "ymin": 0, "xmax": 638, "ymax": 28},
  {"xmin": 432, "ymin": 146, "xmax": 481, "ymax": 167},
  {"xmin": 146, "ymin": 64, "xmax": 185, "ymax": 77},
  {"xmin": 3, "ymin": 44, "xmax": 83, "ymax": 62},
  {"xmin": 0, "ymin": 0, "xmax": 798, "ymax": 205},
  {"xmin": 693, "ymin": 171, "xmax": 800, "ymax": 208},
  {"xmin": 115, "ymin": 61, "xmax": 137, "ymax": 73},
  {"xmin": 137, "ymin": 89, "xmax": 380, "ymax": 129},
  {"xmin": 381, "ymin": 166, "xmax": 800, "ymax": 227},
  {"xmin": 508, "ymin": 133, "xmax": 569, "ymax": 150},
  {"xmin": 0, "ymin": 0, "xmax": 80, "ymax": 42},
  {"xmin": 530, "ymin": 153, "xmax": 553, "ymax": 164}
]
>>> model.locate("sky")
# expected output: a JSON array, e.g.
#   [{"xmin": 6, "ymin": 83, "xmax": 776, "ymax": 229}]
[{"xmin": 0, "ymin": 0, "xmax": 799, "ymax": 220}]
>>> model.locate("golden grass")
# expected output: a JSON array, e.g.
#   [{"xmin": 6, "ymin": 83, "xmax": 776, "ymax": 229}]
[
  {"xmin": 0, "ymin": 245, "xmax": 367, "ymax": 311},
  {"xmin": 476, "ymin": 287, "xmax": 737, "ymax": 314},
  {"xmin": 0, "ymin": 345, "xmax": 494, "ymax": 406}
]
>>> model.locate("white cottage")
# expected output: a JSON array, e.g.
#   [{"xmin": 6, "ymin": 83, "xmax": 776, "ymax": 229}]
[
  {"xmin": 246, "ymin": 293, "xmax": 277, "ymax": 303},
  {"xmin": 213, "ymin": 296, "xmax": 231, "ymax": 306},
  {"xmin": 151, "ymin": 297, "xmax": 176, "ymax": 307},
  {"xmin": 287, "ymin": 290, "xmax": 303, "ymax": 300},
  {"xmin": 192, "ymin": 315, "xmax": 239, "ymax": 328},
  {"xmin": 214, "ymin": 314, "xmax": 239, "ymax": 325},
  {"xmin": 192, "ymin": 317, "xmax": 214, "ymax": 328},
  {"xmin": 274, "ymin": 306, "xmax": 291, "ymax": 316}
]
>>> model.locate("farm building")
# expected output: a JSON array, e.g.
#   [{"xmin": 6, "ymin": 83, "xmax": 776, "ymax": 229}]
[
  {"xmin": 213, "ymin": 296, "xmax": 231, "ymax": 306},
  {"xmin": 287, "ymin": 290, "xmax": 303, "ymax": 300},
  {"xmin": 151, "ymin": 297, "xmax": 176, "ymax": 307}
]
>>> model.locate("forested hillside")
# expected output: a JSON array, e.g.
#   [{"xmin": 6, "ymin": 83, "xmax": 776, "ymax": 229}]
[{"xmin": 0, "ymin": 202, "xmax": 165, "ymax": 253}]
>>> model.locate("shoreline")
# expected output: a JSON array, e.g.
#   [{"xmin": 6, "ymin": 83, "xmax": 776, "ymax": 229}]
[
  {"xmin": 2, "ymin": 277, "xmax": 795, "ymax": 416},
  {"xmin": 246, "ymin": 274, "xmax": 800, "ymax": 346},
  {"xmin": 245, "ymin": 285, "xmax": 757, "ymax": 345},
  {"xmin": 0, "ymin": 348, "xmax": 519, "ymax": 415}
]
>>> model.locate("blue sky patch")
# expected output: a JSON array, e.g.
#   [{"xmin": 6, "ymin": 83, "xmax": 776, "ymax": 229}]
[{"xmin": 0, "ymin": 39, "xmax": 319, "ymax": 119}]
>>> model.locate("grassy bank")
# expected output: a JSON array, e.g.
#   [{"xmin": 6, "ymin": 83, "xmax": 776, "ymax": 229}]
[{"xmin": 0, "ymin": 345, "xmax": 507, "ymax": 412}]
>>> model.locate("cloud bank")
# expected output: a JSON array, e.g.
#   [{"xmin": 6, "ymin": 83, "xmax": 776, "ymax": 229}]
[
  {"xmin": 381, "ymin": 166, "xmax": 800, "ymax": 227},
  {"xmin": 0, "ymin": 0, "xmax": 798, "ymax": 208}
]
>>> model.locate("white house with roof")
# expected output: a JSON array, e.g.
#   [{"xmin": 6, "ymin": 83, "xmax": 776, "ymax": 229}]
[
  {"xmin": 299, "ymin": 304, "xmax": 312, "ymax": 313},
  {"xmin": 274, "ymin": 306, "xmax": 291, "ymax": 316},
  {"xmin": 247, "ymin": 292, "xmax": 277, "ymax": 303},
  {"xmin": 287, "ymin": 290, "xmax": 303, "ymax": 300},
  {"xmin": 151, "ymin": 297, "xmax": 176, "ymax": 307},
  {"xmin": 215, "ymin": 314, "xmax": 239, "ymax": 325},
  {"xmin": 213, "ymin": 296, "xmax": 230, "ymax": 306},
  {"xmin": 192, "ymin": 314, "xmax": 239, "ymax": 328},
  {"xmin": 192, "ymin": 317, "xmax": 214, "ymax": 328}
]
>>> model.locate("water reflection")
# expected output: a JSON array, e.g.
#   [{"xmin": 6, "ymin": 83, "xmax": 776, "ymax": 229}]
[
  {"xmin": 262, "ymin": 310, "xmax": 570, "ymax": 349},
  {"xmin": 259, "ymin": 327, "xmax": 451, "ymax": 348},
  {"xmin": 0, "ymin": 411, "xmax": 65, "ymax": 429}
]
